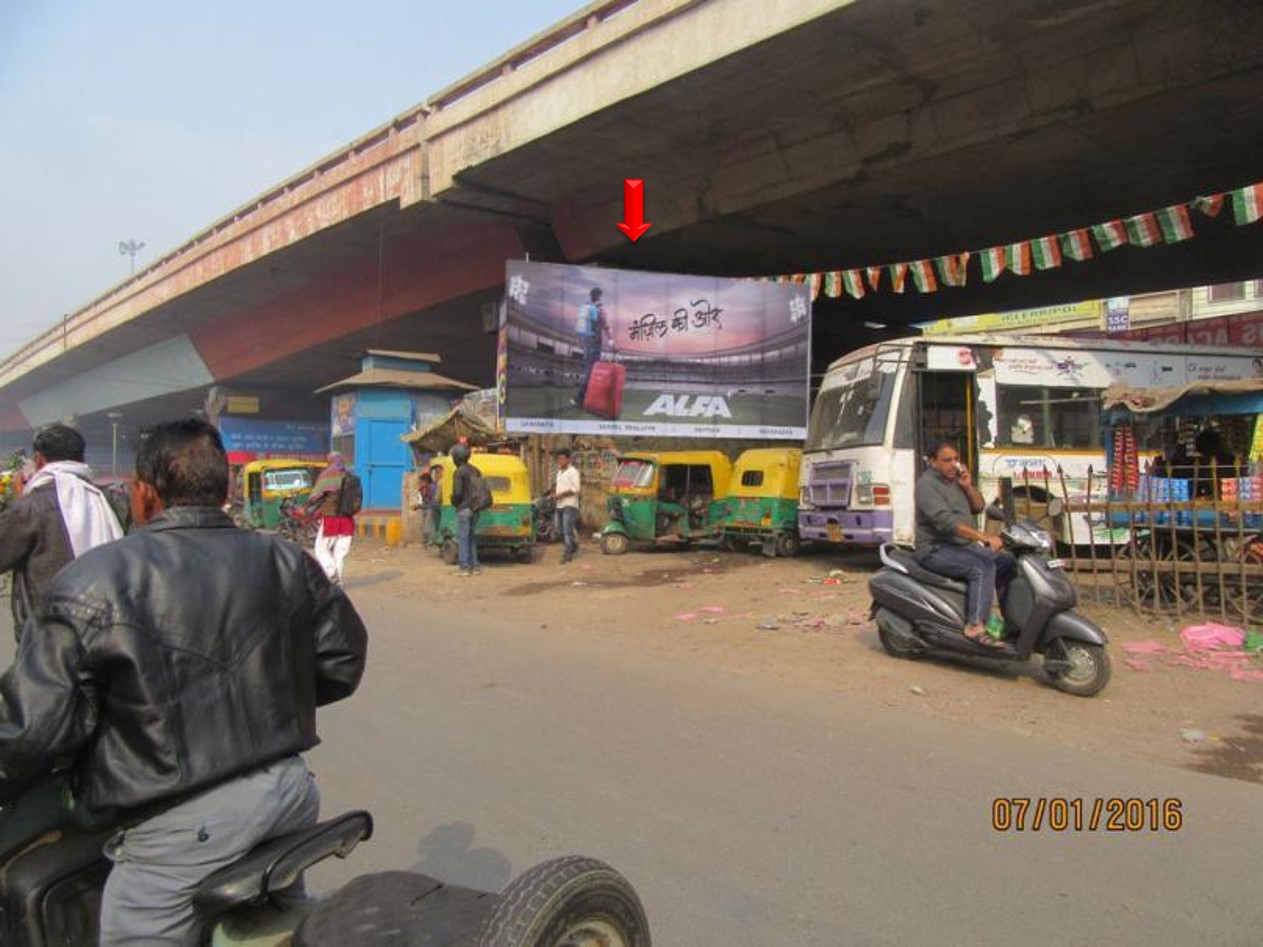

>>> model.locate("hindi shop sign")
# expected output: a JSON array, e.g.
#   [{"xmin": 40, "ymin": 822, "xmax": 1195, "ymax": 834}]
[
  {"xmin": 218, "ymin": 418, "xmax": 329, "ymax": 456},
  {"xmin": 502, "ymin": 261, "xmax": 811, "ymax": 438}
]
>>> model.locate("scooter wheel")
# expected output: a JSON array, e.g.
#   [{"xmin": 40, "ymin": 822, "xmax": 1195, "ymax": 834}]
[
  {"xmin": 1045, "ymin": 639, "xmax": 1110, "ymax": 697},
  {"xmin": 876, "ymin": 619, "xmax": 922, "ymax": 660}
]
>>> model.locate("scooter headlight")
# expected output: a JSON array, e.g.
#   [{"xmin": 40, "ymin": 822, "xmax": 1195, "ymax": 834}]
[{"xmin": 1033, "ymin": 528, "xmax": 1053, "ymax": 550}]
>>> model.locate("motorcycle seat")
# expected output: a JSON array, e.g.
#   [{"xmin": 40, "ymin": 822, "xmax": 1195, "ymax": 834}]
[
  {"xmin": 880, "ymin": 545, "xmax": 970, "ymax": 595},
  {"xmin": 192, "ymin": 810, "xmax": 373, "ymax": 917}
]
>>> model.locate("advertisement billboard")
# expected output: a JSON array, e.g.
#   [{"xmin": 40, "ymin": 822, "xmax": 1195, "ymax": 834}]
[{"xmin": 503, "ymin": 261, "xmax": 811, "ymax": 438}]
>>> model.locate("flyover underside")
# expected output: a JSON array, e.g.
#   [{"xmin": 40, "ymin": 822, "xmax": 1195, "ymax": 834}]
[{"xmin": 447, "ymin": 0, "xmax": 1263, "ymax": 281}]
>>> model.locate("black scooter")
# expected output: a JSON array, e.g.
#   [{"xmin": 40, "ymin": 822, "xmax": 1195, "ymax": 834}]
[{"xmin": 868, "ymin": 502, "xmax": 1111, "ymax": 697}]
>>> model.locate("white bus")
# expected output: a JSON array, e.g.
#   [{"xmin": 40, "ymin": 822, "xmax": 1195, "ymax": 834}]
[{"xmin": 798, "ymin": 334, "xmax": 1263, "ymax": 548}]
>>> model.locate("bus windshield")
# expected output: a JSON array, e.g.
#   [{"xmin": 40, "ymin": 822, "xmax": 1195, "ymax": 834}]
[{"xmin": 806, "ymin": 368, "xmax": 896, "ymax": 450}]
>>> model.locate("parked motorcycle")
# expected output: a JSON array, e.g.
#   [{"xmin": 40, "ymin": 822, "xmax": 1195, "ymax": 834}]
[
  {"xmin": 277, "ymin": 495, "xmax": 321, "ymax": 549},
  {"xmin": 868, "ymin": 501, "xmax": 1111, "ymax": 697},
  {"xmin": 0, "ymin": 781, "xmax": 650, "ymax": 946},
  {"xmin": 533, "ymin": 494, "xmax": 558, "ymax": 543}
]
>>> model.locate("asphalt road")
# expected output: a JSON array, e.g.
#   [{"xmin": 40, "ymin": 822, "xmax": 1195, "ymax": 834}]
[
  {"xmin": 3, "ymin": 586, "xmax": 1261, "ymax": 944},
  {"xmin": 302, "ymin": 589, "xmax": 1261, "ymax": 946}
]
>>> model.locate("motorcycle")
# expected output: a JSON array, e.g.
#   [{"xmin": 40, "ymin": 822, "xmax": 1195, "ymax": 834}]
[
  {"xmin": 0, "ymin": 780, "xmax": 650, "ymax": 946},
  {"xmin": 277, "ymin": 495, "xmax": 321, "ymax": 549},
  {"xmin": 533, "ymin": 494, "xmax": 558, "ymax": 544},
  {"xmin": 868, "ymin": 500, "xmax": 1111, "ymax": 697}
]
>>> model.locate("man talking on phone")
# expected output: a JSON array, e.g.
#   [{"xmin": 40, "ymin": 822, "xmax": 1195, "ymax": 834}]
[{"xmin": 913, "ymin": 440, "xmax": 1015, "ymax": 649}]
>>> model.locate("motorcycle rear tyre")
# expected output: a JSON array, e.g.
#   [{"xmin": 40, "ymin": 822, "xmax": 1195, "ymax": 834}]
[{"xmin": 477, "ymin": 855, "xmax": 650, "ymax": 947}]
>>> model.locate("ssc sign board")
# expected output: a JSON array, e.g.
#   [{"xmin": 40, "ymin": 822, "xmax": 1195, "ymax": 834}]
[{"xmin": 501, "ymin": 261, "xmax": 811, "ymax": 439}]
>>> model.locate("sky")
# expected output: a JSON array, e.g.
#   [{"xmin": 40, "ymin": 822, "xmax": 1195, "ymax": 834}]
[{"xmin": 0, "ymin": 0, "xmax": 587, "ymax": 358}]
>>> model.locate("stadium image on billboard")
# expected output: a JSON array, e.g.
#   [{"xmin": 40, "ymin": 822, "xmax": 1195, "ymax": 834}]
[{"xmin": 502, "ymin": 261, "xmax": 811, "ymax": 438}]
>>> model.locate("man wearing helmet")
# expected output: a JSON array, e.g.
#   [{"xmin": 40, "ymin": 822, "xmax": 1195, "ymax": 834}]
[{"xmin": 448, "ymin": 442, "xmax": 482, "ymax": 576}]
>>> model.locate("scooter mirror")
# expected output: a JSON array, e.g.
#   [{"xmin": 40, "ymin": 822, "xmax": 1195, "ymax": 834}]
[
  {"xmin": 1046, "ymin": 498, "xmax": 1065, "ymax": 518},
  {"xmin": 984, "ymin": 504, "xmax": 1007, "ymax": 522}
]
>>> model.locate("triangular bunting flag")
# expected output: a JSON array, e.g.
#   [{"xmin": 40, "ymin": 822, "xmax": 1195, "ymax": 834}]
[
  {"xmin": 1232, "ymin": 183, "xmax": 1263, "ymax": 225},
  {"xmin": 843, "ymin": 270, "xmax": 866, "ymax": 299},
  {"xmin": 1156, "ymin": 205, "xmax": 1193, "ymax": 243},
  {"xmin": 1007, "ymin": 242, "xmax": 1032, "ymax": 276},
  {"xmin": 889, "ymin": 262, "xmax": 909, "ymax": 294},
  {"xmin": 1193, "ymin": 194, "xmax": 1225, "ymax": 218},
  {"xmin": 1060, "ymin": 229, "xmax": 1094, "ymax": 262},
  {"xmin": 1091, "ymin": 220, "xmax": 1128, "ymax": 251},
  {"xmin": 790, "ymin": 273, "xmax": 807, "ymax": 284},
  {"xmin": 980, "ymin": 247, "xmax": 1007, "ymax": 283},
  {"xmin": 823, "ymin": 271, "xmax": 843, "ymax": 298},
  {"xmin": 1030, "ymin": 235, "xmax": 1062, "ymax": 270},
  {"xmin": 934, "ymin": 253, "xmax": 969, "ymax": 288},
  {"xmin": 808, "ymin": 273, "xmax": 823, "ymax": 300},
  {"xmin": 910, "ymin": 260, "xmax": 937, "ymax": 293},
  {"xmin": 866, "ymin": 267, "xmax": 883, "ymax": 292},
  {"xmin": 1125, "ymin": 213, "xmax": 1162, "ymax": 247}
]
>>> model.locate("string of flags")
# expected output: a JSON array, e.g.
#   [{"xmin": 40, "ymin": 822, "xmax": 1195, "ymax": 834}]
[{"xmin": 773, "ymin": 180, "xmax": 1263, "ymax": 301}]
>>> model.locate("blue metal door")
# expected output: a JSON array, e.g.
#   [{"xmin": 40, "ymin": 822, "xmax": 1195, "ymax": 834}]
[{"xmin": 362, "ymin": 419, "xmax": 408, "ymax": 510}]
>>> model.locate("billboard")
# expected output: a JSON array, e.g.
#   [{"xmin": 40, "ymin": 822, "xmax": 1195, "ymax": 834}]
[{"xmin": 503, "ymin": 261, "xmax": 811, "ymax": 438}]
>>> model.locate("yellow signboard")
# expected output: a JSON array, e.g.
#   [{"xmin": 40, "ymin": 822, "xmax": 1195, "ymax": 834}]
[
  {"xmin": 225, "ymin": 396, "xmax": 260, "ymax": 415},
  {"xmin": 922, "ymin": 300, "xmax": 1103, "ymax": 336}
]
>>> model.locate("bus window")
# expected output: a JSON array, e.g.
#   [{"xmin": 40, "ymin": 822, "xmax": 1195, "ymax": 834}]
[
  {"xmin": 997, "ymin": 385, "xmax": 1101, "ymax": 449},
  {"xmin": 806, "ymin": 369, "xmax": 896, "ymax": 449}
]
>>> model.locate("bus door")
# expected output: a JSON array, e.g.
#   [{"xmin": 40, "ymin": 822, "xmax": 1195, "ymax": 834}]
[{"xmin": 914, "ymin": 345, "xmax": 981, "ymax": 471}]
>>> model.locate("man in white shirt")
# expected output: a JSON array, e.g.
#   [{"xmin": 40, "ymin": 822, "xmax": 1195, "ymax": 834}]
[{"xmin": 550, "ymin": 448, "xmax": 581, "ymax": 563}]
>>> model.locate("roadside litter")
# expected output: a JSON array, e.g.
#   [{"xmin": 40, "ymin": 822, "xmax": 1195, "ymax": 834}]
[{"xmin": 1121, "ymin": 622, "xmax": 1263, "ymax": 681}]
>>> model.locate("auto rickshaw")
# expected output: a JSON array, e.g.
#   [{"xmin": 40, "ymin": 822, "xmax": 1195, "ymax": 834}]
[
  {"xmin": 431, "ymin": 452, "xmax": 536, "ymax": 563},
  {"xmin": 599, "ymin": 450, "xmax": 733, "ymax": 555},
  {"xmin": 718, "ymin": 447, "xmax": 803, "ymax": 556},
  {"xmin": 232, "ymin": 458, "xmax": 325, "ymax": 531}
]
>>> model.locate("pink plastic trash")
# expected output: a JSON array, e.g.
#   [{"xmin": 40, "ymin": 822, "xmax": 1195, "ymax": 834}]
[
  {"xmin": 1180, "ymin": 622, "xmax": 1246, "ymax": 651},
  {"xmin": 699, "ymin": 605, "xmax": 726, "ymax": 614},
  {"xmin": 674, "ymin": 612, "xmax": 699, "ymax": 622}
]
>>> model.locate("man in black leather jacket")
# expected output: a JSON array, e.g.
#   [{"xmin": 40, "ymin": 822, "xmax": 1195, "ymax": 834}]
[{"xmin": 0, "ymin": 418, "xmax": 368, "ymax": 945}]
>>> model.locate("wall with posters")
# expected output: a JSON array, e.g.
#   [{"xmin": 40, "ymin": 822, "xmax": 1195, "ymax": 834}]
[{"xmin": 502, "ymin": 261, "xmax": 811, "ymax": 439}]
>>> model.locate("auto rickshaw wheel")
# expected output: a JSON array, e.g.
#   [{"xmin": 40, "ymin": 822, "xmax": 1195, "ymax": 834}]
[
  {"xmin": 440, "ymin": 541, "xmax": 459, "ymax": 566},
  {"xmin": 601, "ymin": 532, "xmax": 629, "ymax": 556},
  {"xmin": 719, "ymin": 535, "xmax": 746, "ymax": 553},
  {"xmin": 774, "ymin": 532, "xmax": 801, "ymax": 557}
]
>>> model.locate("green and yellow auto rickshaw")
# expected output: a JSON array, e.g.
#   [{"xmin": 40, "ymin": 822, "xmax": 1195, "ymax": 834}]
[
  {"xmin": 232, "ymin": 459, "xmax": 325, "ymax": 531},
  {"xmin": 717, "ymin": 447, "xmax": 803, "ymax": 556},
  {"xmin": 431, "ymin": 452, "xmax": 536, "ymax": 563},
  {"xmin": 599, "ymin": 450, "xmax": 733, "ymax": 555}
]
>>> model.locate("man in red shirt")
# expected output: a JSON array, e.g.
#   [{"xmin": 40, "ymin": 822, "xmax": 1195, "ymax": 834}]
[{"xmin": 308, "ymin": 452, "xmax": 355, "ymax": 586}]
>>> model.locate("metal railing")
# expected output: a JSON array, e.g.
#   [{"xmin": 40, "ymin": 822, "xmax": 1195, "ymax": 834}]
[{"xmin": 1001, "ymin": 462, "xmax": 1263, "ymax": 625}]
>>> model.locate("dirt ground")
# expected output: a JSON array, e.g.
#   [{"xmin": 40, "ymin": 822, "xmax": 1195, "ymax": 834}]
[{"xmin": 346, "ymin": 534, "xmax": 1263, "ymax": 785}]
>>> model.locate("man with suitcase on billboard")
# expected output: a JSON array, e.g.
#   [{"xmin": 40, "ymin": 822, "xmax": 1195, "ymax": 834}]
[{"xmin": 574, "ymin": 286, "xmax": 617, "ymax": 415}]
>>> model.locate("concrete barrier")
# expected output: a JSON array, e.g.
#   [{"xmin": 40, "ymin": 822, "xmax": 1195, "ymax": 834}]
[{"xmin": 355, "ymin": 512, "xmax": 402, "ymax": 546}]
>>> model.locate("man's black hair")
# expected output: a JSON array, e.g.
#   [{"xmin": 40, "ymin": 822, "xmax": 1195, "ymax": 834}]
[
  {"xmin": 928, "ymin": 439, "xmax": 959, "ymax": 460},
  {"xmin": 33, "ymin": 423, "xmax": 86, "ymax": 463},
  {"xmin": 135, "ymin": 417, "xmax": 229, "ymax": 507},
  {"xmin": 555, "ymin": 448, "xmax": 572, "ymax": 459},
  {"xmin": 589, "ymin": 287, "xmax": 603, "ymax": 301}
]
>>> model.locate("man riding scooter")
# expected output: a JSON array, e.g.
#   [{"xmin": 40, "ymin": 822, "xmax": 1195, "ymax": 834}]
[{"xmin": 914, "ymin": 441, "xmax": 1016, "ymax": 649}]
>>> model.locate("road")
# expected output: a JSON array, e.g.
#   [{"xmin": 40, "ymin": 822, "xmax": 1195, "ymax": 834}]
[
  {"xmin": 303, "ymin": 590, "xmax": 1260, "ymax": 946},
  {"xmin": 3, "ymin": 585, "xmax": 1260, "ymax": 944}
]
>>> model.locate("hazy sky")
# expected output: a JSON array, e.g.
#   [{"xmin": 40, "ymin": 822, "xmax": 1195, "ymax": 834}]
[{"xmin": 0, "ymin": 0, "xmax": 586, "ymax": 357}]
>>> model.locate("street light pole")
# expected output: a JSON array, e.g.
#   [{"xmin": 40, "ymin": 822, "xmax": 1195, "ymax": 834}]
[
  {"xmin": 118, "ymin": 239, "xmax": 145, "ymax": 275},
  {"xmin": 106, "ymin": 412, "xmax": 123, "ymax": 476}
]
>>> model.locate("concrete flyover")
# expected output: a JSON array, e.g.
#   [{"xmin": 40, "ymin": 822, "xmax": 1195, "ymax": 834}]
[{"xmin": 2, "ymin": 0, "xmax": 1261, "ymax": 444}]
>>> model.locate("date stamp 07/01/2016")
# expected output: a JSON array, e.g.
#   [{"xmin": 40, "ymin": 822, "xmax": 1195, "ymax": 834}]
[{"xmin": 991, "ymin": 797, "xmax": 1183, "ymax": 833}]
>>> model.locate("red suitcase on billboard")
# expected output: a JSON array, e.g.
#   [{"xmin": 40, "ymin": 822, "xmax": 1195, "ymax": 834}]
[{"xmin": 584, "ymin": 360, "xmax": 625, "ymax": 419}]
